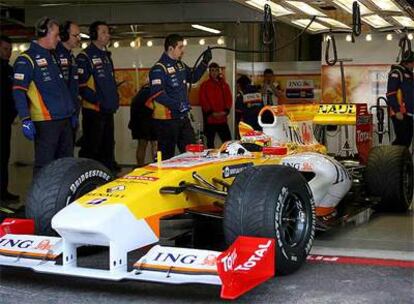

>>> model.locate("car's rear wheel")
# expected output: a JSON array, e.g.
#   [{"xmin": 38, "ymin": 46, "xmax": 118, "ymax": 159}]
[
  {"xmin": 223, "ymin": 165, "xmax": 315, "ymax": 275},
  {"xmin": 366, "ymin": 145, "xmax": 413, "ymax": 212},
  {"xmin": 26, "ymin": 157, "xmax": 113, "ymax": 235}
]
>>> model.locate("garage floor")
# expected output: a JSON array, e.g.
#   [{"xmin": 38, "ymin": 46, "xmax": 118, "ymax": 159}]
[{"xmin": 1, "ymin": 163, "xmax": 413, "ymax": 303}]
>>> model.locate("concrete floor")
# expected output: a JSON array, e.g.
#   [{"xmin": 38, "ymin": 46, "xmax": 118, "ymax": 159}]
[{"xmin": 1, "ymin": 163, "xmax": 413, "ymax": 303}]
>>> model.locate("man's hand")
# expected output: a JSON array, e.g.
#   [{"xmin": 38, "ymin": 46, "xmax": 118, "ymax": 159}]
[
  {"xmin": 22, "ymin": 119, "xmax": 36, "ymax": 141},
  {"xmin": 202, "ymin": 47, "xmax": 212, "ymax": 65},
  {"xmin": 395, "ymin": 112, "xmax": 404, "ymax": 120}
]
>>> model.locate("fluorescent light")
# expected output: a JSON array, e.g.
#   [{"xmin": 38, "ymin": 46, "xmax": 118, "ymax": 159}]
[
  {"xmin": 80, "ymin": 33, "xmax": 90, "ymax": 39},
  {"xmin": 130, "ymin": 41, "xmax": 136, "ymax": 48},
  {"xmin": 199, "ymin": 39, "xmax": 205, "ymax": 45},
  {"xmin": 333, "ymin": 0, "xmax": 371, "ymax": 15},
  {"xmin": 113, "ymin": 41, "xmax": 119, "ymax": 48},
  {"xmin": 392, "ymin": 16, "xmax": 414, "ymax": 28},
  {"xmin": 183, "ymin": 39, "xmax": 188, "ymax": 46},
  {"xmin": 369, "ymin": 0, "xmax": 401, "ymax": 12},
  {"xmin": 346, "ymin": 34, "xmax": 352, "ymax": 42},
  {"xmin": 291, "ymin": 19, "xmax": 328, "ymax": 31},
  {"xmin": 317, "ymin": 17, "xmax": 351, "ymax": 29},
  {"xmin": 386, "ymin": 34, "xmax": 393, "ymax": 41},
  {"xmin": 362, "ymin": 15, "xmax": 392, "ymax": 28},
  {"xmin": 146, "ymin": 40, "xmax": 153, "ymax": 47},
  {"xmin": 408, "ymin": 33, "xmax": 413, "ymax": 40},
  {"xmin": 217, "ymin": 37, "xmax": 225, "ymax": 45},
  {"xmin": 246, "ymin": 0, "xmax": 293, "ymax": 17},
  {"xmin": 191, "ymin": 24, "xmax": 221, "ymax": 34},
  {"xmin": 365, "ymin": 34, "xmax": 372, "ymax": 41},
  {"xmin": 286, "ymin": 1, "xmax": 326, "ymax": 16},
  {"xmin": 40, "ymin": 3, "xmax": 70, "ymax": 6}
]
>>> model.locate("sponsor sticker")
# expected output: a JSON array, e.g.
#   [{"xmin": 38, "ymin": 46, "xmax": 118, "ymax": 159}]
[
  {"xmin": 123, "ymin": 176, "xmax": 159, "ymax": 182},
  {"xmin": 106, "ymin": 185, "xmax": 126, "ymax": 193},
  {"xmin": 86, "ymin": 198, "xmax": 107, "ymax": 205},
  {"xmin": 152, "ymin": 79, "xmax": 162, "ymax": 85},
  {"xmin": 167, "ymin": 66, "xmax": 175, "ymax": 74},
  {"xmin": 60, "ymin": 58, "xmax": 68, "ymax": 65},
  {"xmin": 134, "ymin": 245, "xmax": 220, "ymax": 275},
  {"xmin": 78, "ymin": 68, "xmax": 84, "ymax": 74},
  {"xmin": 222, "ymin": 163, "xmax": 253, "ymax": 178},
  {"xmin": 0, "ymin": 234, "xmax": 62, "ymax": 260},
  {"xmin": 14, "ymin": 73, "xmax": 24, "ymax": 80},
  {"xmin": 36, "ymin": 58, "xmax": 48, "ymax": 67},
  {"xmin": 92, "ymin": 58, "xmax": 102, "ymax": 65}
]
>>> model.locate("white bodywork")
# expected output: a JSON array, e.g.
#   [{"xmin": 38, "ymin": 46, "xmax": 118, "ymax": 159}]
[
  {"xmin": 0, "ymin": 233, "xmax": 221, "ymax": 285},
  {"xmin": 259, "ymin": 107, "xmax": 352, "ymax": 209},
  {"xmin": 281, "ymin": 153, "xmax": 352, "ymax": 208}
]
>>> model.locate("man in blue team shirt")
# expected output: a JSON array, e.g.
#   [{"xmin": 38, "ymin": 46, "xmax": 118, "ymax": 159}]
[
  {"xmin": 13, "ymin": 17, "xmax": 75, "ymax": 176},
  {"xmin": 386, "ymin": 50, "xmax": 414, "ymax": 147},
  {"xmin": 55, "ymin": 21, "xmax": 81, "ymax": 138},
  {"xmin": 76, "ymin": 21, "xmax": 120, "ymax": 173},
  {"xmin": 148, "ymin": 34, "xmax": 212, "ymax": 160}
]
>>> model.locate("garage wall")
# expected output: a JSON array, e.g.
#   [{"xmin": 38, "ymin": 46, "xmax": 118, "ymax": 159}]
[
  {"xmin": 10, "ymin": 42, "xmax": 235, "ymax": 166},
  {"xmin": 321, "ymin": 33, "xmax": 402, "ymax": 151}
]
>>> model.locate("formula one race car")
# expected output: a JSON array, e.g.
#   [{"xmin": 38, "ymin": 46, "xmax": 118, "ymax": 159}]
[{"xmin": 0, "ymin": 103, "xmax": 412, "ymax": 299}]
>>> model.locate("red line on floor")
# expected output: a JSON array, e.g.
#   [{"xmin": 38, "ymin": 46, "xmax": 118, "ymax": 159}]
[{"xmin": 307, "ymin": 255, "xmax": 414, "ymax": 268}]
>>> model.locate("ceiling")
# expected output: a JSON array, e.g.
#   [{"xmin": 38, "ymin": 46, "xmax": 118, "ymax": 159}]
[
  {"xmin": 1, "ymin": 0, "xmax": 413, "ymax": 41},
  {"xmin": 235, "ymin": 0, "xmax": 414, "ymax": 33}
]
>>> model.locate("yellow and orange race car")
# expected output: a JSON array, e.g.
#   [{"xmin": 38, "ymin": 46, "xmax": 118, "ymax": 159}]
[{"xmin": 0, "ymin": 104, "xmax": 412, "ymax": 299}]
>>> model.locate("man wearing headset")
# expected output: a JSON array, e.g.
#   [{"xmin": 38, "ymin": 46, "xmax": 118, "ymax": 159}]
[
  {"xmin": 148, "ymin": 34, "xmax": 212, "ymax": 160},
  {"xmin": 13, "ymin": 17, "xmax": 75, "ymax": 176},
  {"xmin": 55, "ymin": 21, "xmax": 81, "ymax": 137},
  {"xmin": 76, "ymin": 21, "xmax": 119, "ymax": 173}
]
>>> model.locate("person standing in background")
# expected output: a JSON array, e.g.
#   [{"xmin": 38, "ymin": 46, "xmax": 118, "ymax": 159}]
[
  {"xmin": 199, "ymin": 62, "xmax": 232, "ymax": 148},
  {"xmin": 235, "ymin": 75, "xmax": 263, "ymax": 131},
  {"xmin": 386, "ymin": 50, "xmax": 414, "ymax": 147},
  {"xmin": 55, "ymin": 21, "xmax": 81, "ymax": 140},
  {"xmin": 77, "ymin": 21, "xmax": 120, "ymax": 173},
  {"xmin": 0, "ymin": 35, "xmax": 19, "ymax": 203},
  {"xmin": 128, "ymin": 83, "xmax": 157, "ymax": 166},
  {"xmin": 261, "ymin": 68, "xmax": 283, "ymax": 106},
  {"xmin": 148, "ymin": 34, "xmax": 211, "ymax": 160},
  {"xmin": 13, "ymin": 17, "xmax": 75, "ymax": 176}
]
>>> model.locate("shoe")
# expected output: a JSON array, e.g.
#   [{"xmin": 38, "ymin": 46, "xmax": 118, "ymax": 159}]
[{"xmin": 0, "ymin": 192, "xmax": 20, "ymax": 202}]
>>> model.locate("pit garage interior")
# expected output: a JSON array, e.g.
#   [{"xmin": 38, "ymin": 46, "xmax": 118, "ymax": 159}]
[{"xmin": 0, "ymin": 0, "xmax": 413, "ymax": 303}]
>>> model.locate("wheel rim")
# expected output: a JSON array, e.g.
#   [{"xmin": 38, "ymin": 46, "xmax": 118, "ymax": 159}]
[
  {"xmin": 279, "ymin": 193, "xmax": 307, "ymax": 248},
  {"xmin": 402, "ymin": 160, "xmax": 414, "ymax": 204}
]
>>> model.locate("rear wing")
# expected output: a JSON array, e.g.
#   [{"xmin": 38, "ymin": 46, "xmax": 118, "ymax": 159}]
[{"xmin": 258, "ymin": 103, "xmax": 372, "ymax": 163}]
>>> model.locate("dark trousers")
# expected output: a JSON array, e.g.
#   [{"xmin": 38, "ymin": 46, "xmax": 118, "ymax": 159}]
[
  {"xmin": 155, "ymin": 117, "xmax": 195, "ymax": 160},
  {"xmin": 0, "ymin": 121, "xmax": 12, "ymax": 195},
  {"xmin": 33, "ymin": 119, "xmax": 74, "ymax": 176},
  {"xmin": 79, "ymin": 109, "xmax": 116, "ymax": 170},
  {"xmin": 205, "ymin": 123, "xmax": 232, "ymax": 149},
  {"xmin": 391, "ymin": 115, "xmax": 413, "ymax": 148}
]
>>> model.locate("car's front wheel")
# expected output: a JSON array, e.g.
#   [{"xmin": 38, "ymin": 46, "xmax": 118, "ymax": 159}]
[
  {"xmin": 26, "ymin": 157, "xmax": 113, "ymax": 235},
  {"xmin": 223, "ymin": 165, "xmax": 316, "ymax": 275}
]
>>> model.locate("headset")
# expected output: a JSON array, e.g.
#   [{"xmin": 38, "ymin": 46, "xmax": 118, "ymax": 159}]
[
  {"xmin": 59, "ymin": 21, "xmax": 72, "ymax": 42},
  {"xmin": 89, "ymin": 21, "xmax": 107, "ymax": 41},
  {"xmin": 36, "ymin": 17, "xmax": 51, "ymax": 38}
]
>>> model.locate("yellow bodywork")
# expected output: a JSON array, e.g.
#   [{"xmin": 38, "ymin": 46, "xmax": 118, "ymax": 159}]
[{"xmin": 75, "ymin": 103, "xmax": 357, "ymax": 237}]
